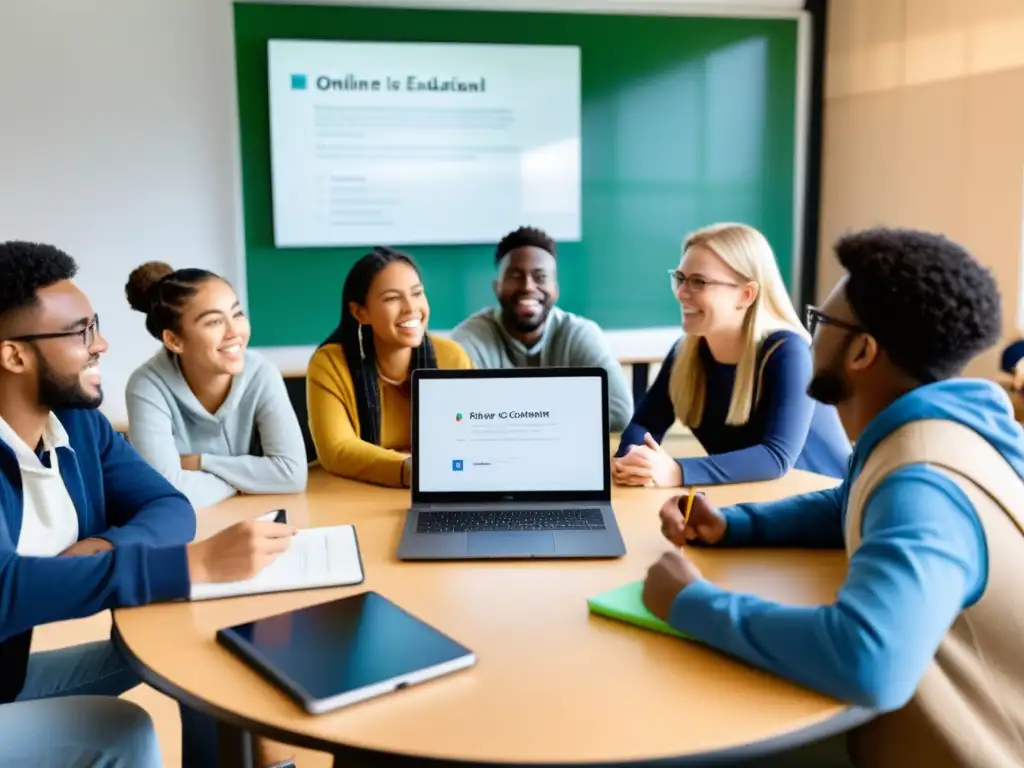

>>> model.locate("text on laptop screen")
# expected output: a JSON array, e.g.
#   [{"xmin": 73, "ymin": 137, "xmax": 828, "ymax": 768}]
[{"xmin": 417, "ymin": 375, "xmax": 605, "ymax": 493}]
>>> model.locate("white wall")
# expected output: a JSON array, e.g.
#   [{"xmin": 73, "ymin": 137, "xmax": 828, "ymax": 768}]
[
  {"xmin": 0, "ymin": 0, "xmax": 239, "ymax": 424},
  {"xmin": 0, "ymin": 0, "xmax": 802, "ymax": 424}
]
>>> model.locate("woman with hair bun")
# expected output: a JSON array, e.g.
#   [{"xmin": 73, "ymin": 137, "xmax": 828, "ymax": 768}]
[{"xmin": 123, "ymin": 262, "xmax": 307, "ymax": 510}]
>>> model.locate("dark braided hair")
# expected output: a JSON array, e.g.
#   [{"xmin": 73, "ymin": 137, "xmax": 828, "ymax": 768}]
[
  {"xmin": 320, "ymin": 247, "xmax": 437, "ymax": 446},
  {"xmin": 125, "ymin": 262, "xmax": 220, "ymax": 341}
]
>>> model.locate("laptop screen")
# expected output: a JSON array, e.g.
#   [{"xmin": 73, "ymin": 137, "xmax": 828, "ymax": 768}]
[{"xmin": 415, "ymin": 372, "xmax": 606, "ymax": 494}]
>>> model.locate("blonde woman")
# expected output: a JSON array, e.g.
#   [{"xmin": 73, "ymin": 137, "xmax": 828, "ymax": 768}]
[{"xmin": 613, "ymin": 223, "xmax": 850, "ymax": 487}]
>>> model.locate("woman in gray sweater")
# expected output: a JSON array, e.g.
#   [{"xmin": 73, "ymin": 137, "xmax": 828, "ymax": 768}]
[{"xmin": 123, "ymin": 262, "xmax": 308, "ymax": 510}]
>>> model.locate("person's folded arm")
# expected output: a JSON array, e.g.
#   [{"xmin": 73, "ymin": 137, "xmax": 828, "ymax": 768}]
[
  {"xmin": 616, "ymin": 341, "xmax": 679, "ymax": 456},
  {"xmin": 95, "ymin": 413, "xmax": 198, "ymax": 548},
  {"xmin": 679, "ymin": 336, "xmax": 815, "ymax": 486},
  {"xmin": 668, "ymin": 467, "xmax": 984, "ymax": 710},
  {"xmin": 712, "ymin": 482, "xmax": 847, "ymax": 549},
  {"xmin": 566, "ymin": 319, "xmax": 633, "ymax": 432},
  {"xmin": 200, "ymin": 367, "xmax": 308, "ymax": 494},
  {"xmin": 307, "ymin": 361, "xmax": 407, "ymax": 487},
  {"xmin": 0, "ymin": 501, "xmax": 190, "ymax": 642},
  {"xmin": 125, "ymin": 379, "xmax": 237, "ymax": 508}
]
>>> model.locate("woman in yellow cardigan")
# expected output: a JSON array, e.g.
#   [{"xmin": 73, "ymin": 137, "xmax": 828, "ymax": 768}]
[{"xmin": 307, "ymin": 247, "xmax": 472, "ymax": 486}]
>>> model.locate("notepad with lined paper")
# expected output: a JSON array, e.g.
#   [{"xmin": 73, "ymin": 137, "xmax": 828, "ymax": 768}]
[
  {"xmin": 587, "ymin": 580, "xmax": 689, "ymax": 639},
  {"xmin": 190, "ymin": 525, "xmax": 364, "ymax": 601}
]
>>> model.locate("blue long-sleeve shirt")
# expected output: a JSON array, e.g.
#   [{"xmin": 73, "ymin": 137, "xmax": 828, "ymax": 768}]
[
  {"xmin": 0, "ymin": 408, "xmax": 196, "ymax": 701},
  {"xmin": 1001, "ymin": 339, "xmax": 1024, "ymax": 375},
  {"xmin": 666, "ymin": 379, "xmax": 1024, "ymax": 712},
  {"xmin": 616, "ymin": 331, "xmax": 850, "ymax": 484}
]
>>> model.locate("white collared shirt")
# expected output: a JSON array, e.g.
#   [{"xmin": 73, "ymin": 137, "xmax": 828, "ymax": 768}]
[{"xmin": 0, "ymin": 413, "xmax": 79, "ymax": 556}]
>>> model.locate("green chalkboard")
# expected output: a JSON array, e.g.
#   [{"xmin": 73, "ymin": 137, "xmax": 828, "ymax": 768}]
[{"xmin": 233, "ymin": 3, "xmax": 800, "ymax": 346}]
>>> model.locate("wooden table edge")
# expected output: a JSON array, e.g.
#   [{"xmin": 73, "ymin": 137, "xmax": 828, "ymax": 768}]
[{"xmin": 112, "ymin": 622, "xmax": 873, "ymax": 767}]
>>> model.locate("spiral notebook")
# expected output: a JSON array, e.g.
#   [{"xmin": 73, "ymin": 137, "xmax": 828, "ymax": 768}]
[{"xmin": 586, "ymin": 580, "xmax": 690, "ymax": 639}]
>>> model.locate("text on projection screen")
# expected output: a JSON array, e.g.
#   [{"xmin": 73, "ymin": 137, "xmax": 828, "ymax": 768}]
[{"xmin": 267, "ymin": 39, "xmax": 582, "ymax": 248}]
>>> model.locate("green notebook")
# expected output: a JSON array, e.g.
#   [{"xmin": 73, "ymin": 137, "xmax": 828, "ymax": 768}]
[{"xmin": 587, "ymin": 580, "xmax": 690, "ymax": 639}]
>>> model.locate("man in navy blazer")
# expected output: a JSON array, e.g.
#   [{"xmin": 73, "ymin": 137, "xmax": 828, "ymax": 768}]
[{"xmin": 0, "ymin": 241, "xmax": 295, "ymax": 766}]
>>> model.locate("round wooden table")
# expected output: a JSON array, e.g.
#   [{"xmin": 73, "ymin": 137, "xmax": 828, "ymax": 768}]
[{"xmin": 114, "ymin": 469, "xmax": 865, "ymax": 767}]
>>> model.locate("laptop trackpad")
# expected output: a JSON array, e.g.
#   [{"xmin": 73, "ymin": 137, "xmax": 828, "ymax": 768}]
[{"xmin": 466, "ymin": 531, "xmax": 556, "ymax": 557}]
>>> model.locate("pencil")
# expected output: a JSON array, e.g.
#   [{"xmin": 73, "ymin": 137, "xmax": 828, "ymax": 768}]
[{"xmin": 683, "ymin": 486, "xmax": 696, "ymax": 529}]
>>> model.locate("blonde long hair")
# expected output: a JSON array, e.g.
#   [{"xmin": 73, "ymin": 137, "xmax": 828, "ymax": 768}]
[{"xmin": 668, "ymin": 223, "xmax": 808, "ymax": 428}]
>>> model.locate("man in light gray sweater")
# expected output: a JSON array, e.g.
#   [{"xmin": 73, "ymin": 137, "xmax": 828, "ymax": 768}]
[{"xmin": 451, "ymin": 226, "xmax": 633, "ymax": 431}]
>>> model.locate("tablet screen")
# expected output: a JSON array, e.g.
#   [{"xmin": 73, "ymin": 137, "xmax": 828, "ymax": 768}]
[{"xmin": 218, "ymin": 591, "xmax": 473, "ymax": 705}]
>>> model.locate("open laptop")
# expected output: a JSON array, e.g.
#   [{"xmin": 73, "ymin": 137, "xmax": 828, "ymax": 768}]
[{"xmin": 397, "ymin": 367, "xmax": 626, "ymax": 560}]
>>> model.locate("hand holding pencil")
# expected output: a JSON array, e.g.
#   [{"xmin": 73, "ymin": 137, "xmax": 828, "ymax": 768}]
[{"xmin": 658, "ymin": 487, "xmax": 727, "ymax": 546}]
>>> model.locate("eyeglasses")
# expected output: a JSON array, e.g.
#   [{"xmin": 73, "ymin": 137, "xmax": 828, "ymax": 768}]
[
  {"xmin": 804, "ymin": 306, "xmax": 864, "ymax": 336},
  {"xmin": 4, "ymin": 315, "xmax": 101, "ymax": 348},
  {"xmin": 668, "ymin": 270, "xmax": 738, "ymax": 294}
]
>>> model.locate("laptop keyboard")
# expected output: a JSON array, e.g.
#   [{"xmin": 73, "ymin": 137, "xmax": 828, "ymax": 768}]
[{"xmin": 416, "ymin": 508, "xmax": 606, "ymax": 533}]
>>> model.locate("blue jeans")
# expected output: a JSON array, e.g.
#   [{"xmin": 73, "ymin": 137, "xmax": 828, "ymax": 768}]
[
  {"xmin": 15, "ymin": 639, "xmax": 142, "ymax": 702},
  {"xmin": 0, "ymin": 695, "xmax": 161, "ymax": 768},
  {"xmin": 1, "ymin": 640, "xmax": 160, "ymax": 767},
  {"xmin": 8, "ymin": 639, "xmax": 222, "ymax": 767}
]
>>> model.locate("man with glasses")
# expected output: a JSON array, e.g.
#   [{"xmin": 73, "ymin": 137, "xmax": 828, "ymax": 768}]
[
  {"xmin": 0, "ymin": 241, "xmax": 297, "ymax": 765},
  {"xmin": 451, "ymin": 226, "xmax": 634, "ymax": 430},
  {"xmin": 640, "ymin": 227, "xmax": 1024, "ymax": 767}
]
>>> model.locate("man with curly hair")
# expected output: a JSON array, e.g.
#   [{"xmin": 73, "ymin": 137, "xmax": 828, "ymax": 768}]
[
  {"xmin": 641, "ymin": 227, "xmax": 1024, "ymax": 767},
  {"xmin": 0, "ymin": 241, "xmax": 297, "ymax": 766},
  {"xmin": 451, "ymin": 226, "xmax": 634, "ymax": 430}
]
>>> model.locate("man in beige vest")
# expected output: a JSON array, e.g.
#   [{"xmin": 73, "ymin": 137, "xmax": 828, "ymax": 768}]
[{"xmin": 641, "ymin": 227, "xmax": 1024, "ymax": 767}]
